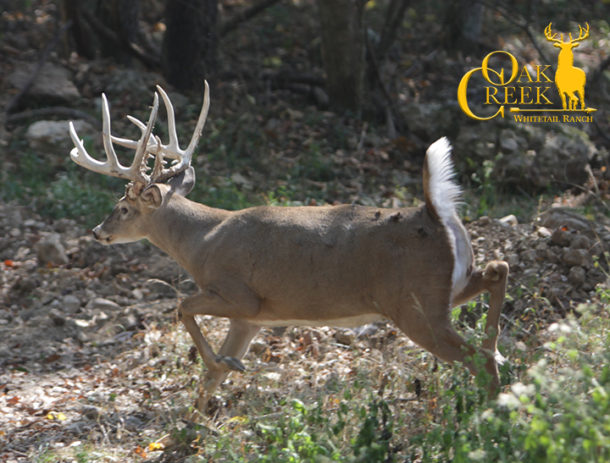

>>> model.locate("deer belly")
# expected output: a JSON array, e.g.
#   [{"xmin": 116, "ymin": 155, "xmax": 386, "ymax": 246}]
[{"xmin": 250, "ymin": 313, "xmax": 387, "ymax": 328}]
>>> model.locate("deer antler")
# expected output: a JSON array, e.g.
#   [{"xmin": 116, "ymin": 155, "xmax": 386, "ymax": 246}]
[
  {"xmin": 69, "ymin": 92, "xmax": 159, "ymax": 184},
  {"xmin": 110, "ymin": 82, "xmax": 210, "ymax": 183},
  {"xmin": 544, "ymin": 23, "xmax": 564, "ymax": 44},
  {"xmin": 69, "ymin": 81, "xmax": 210, "ymax": 184},
  {"xmin": 569, "ymin": 22, "xmax": 589, "ymax": 43}
]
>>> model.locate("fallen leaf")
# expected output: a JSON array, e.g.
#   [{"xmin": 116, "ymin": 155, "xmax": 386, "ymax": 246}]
[
  {"xmin": 134, "ymin": 445, "xmax": 147, "ymax": 458},
  {"xmin": 148, "ymin": 441, "xmax": 165, "ymax": 451},
  {"xmin": 45, "ymin": 354, "xmax": 61, "ymax": 363},
  {"xmin": 227, "ymin": 415, "xmax": 249, "ymax": 425}
]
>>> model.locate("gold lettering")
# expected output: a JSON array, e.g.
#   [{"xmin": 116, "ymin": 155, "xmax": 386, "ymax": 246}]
[
  {"xmin": 563, "ymin": 115, "xmax": 593, "ymax": 123},
  {"xmin": 504, "ymin": 86, "xmax": 518, "ymax": 104},
  {"xmin": 536, "ymin": 86, "xmax": 554, "ymax": 105},
  {"xmin": 458, "ymin": 67, "xmax": 504, "ymax": 120},
  {"xmin": 481, "ymin": 51, "xmax": 519, "ymax": 86},
  {"xmin": 458, "ymin": 50, "xmax": 519, "ymax": 120},
  {"xmin": 520, "ymin": 86, "xmax": 533, "ymax": 104},
  {"xmin": 536, "ymin": 65, "xmax": 553, "ymax": 83},
  {"xmin": 485, "ymin": 86, "xmax": 502, "ymax": 105},
  {"xmin": 517, "ymin": 65, "xmax": 534, "ymax": 83}
]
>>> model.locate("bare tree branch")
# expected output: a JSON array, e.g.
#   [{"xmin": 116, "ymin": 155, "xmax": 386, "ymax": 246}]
[
  {"xmin": 478, "ymin": 0, "xmax": 549, "ymax": 63},
  {"xmin": 220, "ymin": 0, "xmax": 282, "ymax": 37},
  {"xmin": 376, "ymin": 0, "xmax": 411, "ymax": 63},
  {"xmin": 80, "ymin": 8, "xmax": 160, "ymax": 68}
]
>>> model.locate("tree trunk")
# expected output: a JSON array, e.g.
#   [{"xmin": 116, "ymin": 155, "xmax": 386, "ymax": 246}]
[
  {"xmin": 317, "ymin": 0, "xmax": 366, "ymax": 116},
  {"xmin": 63, "ymin": 0, "xmax": 139, "ymax": 62},
  {"xmin": 98, "ymin": 0, "xmax": 140, "ymax": 64},
  {"xmin": 162, "ymin": 0, "xmax": 218, "ymax": 92},
  {"xmin": 442, "ymin": 0, "xmax": 483, "ymax": 55}
]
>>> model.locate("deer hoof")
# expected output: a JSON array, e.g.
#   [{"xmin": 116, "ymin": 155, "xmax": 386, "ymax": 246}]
[{"xmin": 216, "ymin": 355, "xmax": 246, "ymax": 372}]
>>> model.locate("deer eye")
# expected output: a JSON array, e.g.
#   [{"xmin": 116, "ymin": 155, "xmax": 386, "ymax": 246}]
[{"xmin": 120, "ymin": 206, "xmax": 129, "ymax": 216}]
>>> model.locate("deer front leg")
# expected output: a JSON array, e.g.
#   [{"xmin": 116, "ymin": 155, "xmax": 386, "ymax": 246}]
[
  {"xmin": 178, "ymin": 281, "xmax": 261, "ymax": 373},
  {"xmin": 196, "ymin": 319, "xmax": 261, "ymax": 411}
]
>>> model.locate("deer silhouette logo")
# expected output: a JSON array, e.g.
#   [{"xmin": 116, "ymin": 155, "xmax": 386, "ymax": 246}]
[{"xmin": 544, "ymin": 22, "xmax": 592, "ymax": 111}]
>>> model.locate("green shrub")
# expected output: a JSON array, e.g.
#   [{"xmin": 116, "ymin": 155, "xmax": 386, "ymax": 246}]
[{"xmin": 412, "ymin": 305, "xmax": 610, "ymax": 463}]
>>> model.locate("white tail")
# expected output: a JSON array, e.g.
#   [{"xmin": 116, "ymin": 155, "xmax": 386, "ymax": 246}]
[
  {"xmin": 68, "ymin": 84, "xmax": 509, "ymax": 410},
  {"xmin": 424, "ymin": 137, "xmax": 471, "ymax": 299}
]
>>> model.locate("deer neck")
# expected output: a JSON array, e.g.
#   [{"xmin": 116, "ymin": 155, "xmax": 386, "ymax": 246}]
[
  {"xmin": 144, "ymin": 195, "xmax": 228, "ymax": 273},
  {"xmin": 557, "ymin": 48, "xmax": 574, "ymax": 68}
]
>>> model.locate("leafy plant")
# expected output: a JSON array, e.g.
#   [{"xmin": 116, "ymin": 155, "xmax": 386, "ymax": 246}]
[{"xmin": 411, "ymin": 306, "xmax": 610, "ymax": 463}]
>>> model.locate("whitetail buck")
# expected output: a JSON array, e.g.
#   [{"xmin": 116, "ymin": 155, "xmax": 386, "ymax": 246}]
[
  {"xmin": 69, "ymin": 82, "xmax": 509, "ymax": 409},
  {"xmin": 544, "ymin": 22, "xmax": 589, "ymax": 111}
]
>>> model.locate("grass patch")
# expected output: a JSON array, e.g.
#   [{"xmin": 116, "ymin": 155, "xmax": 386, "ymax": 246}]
[{"xmin": 159, "ymin": 296, "xmax": 609, "ymax": 462}]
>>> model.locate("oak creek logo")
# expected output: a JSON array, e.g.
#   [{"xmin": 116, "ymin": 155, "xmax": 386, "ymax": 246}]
[{"xmin": 458, "ymin": 22, "xmax": 597, "ymax": 123}]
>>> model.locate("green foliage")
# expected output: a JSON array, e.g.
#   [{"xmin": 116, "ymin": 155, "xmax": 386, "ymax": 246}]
[
  {"xmin": 412, "ymin": 308, "xmax": 610, "ymax": 463},
  {"xmin": 171, "ymin": 304, "xmax": 609, "ymax": 462},
  {"xmin": 192, "ymin": 176, "xmax": 255, "ymax": 211},
  {"xmin": 191, "ymin": 396, "xmax": 395, "ymax": 462},
  {"xmin": 468, "ymin": 157, "xmax": 496, "ymax": 216},
  {"xmin": 291, "ymin": 141, "xmax": 335, "ymax": 182},
  {"xmin": 1, "ymin": 146, "xmax": 119, "ymax": 227}
]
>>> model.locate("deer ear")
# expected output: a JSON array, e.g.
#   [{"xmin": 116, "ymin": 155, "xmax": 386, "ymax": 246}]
[
  {"xmin": 141, "ymin": 184, "xmax": 163, "ymax": 208},
  {"xmin": 168, "ymin": 166, "xmax": 196, "ymax": 197}
]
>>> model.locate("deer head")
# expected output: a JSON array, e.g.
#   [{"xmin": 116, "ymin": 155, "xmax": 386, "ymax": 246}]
[{"xmin": 68, "ymin": 82, "xmax": 210, "ymax": 244}]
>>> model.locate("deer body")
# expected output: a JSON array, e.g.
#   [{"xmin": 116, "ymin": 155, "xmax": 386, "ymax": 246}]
[
  {"xmin": 70, "ymin": 83, "xmax": 508, "ymax": 409},
  {"xmin": 129, "ymin": 194, "xmax": 454, "ymax": 326},
  {"xmin": 555, "ymin": 45, "xmax": 586, "ymax": 110}
]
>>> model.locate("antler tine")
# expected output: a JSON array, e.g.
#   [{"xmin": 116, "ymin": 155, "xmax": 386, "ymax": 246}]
[
  {"xmin": 69, "ymin": 121, "xmax": 114, "ymax": 175},
  {"xmin": 110, "ymin": 116, "xmax": 156, "ymax": 150},
  {"xmin": 151, "ymin": 81, "xmax": 210, "ymax": 182},
  {"xmin": 100, "ymin": 93, "xmax": 132, "ymax": 178},
  {"xmin": 68, "ymin": 94, "xmax": 137, "ymax": 181},
  {"xmin": 130, "ymin": 91, "xmax": 160, "ymax": 182},
  {"xmin": 576, "ymin": 22, "xmax": 589, "ymax": 42},
  {"xmin": 156, "ymin": 85, "xmax": 181, "ymax": 160},
  {"xmin": 99, "ymin": 91, "xmax": 159, "ymax": 184},
  {"xmin": 185, "ymin": 80, "xmax": 211, "ymax": 158}
]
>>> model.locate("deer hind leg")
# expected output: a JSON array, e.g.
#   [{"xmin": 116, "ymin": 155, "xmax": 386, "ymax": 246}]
[
  {"xmin": 577, "ymin": 88, "xmax": 585, "ymax": 110},
  {"xmin": 570, "ymin": 93, "xmax": 579, "ymax": 110},
  {"xmin": 452, "ymin": 261, "xmax": 509, "ymax": 357},
  {"xmin": 393, "ymin": 297, "xmax": 500, "ymax": 394}
]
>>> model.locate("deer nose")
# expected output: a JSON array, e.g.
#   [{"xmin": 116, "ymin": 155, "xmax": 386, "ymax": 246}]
[{"xmin": 92, "ymin": 225, "xmax": 101, "ymax": 240}]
